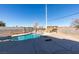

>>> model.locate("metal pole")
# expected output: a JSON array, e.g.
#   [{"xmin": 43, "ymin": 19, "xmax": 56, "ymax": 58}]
[{"xmin": 45, "ymin": 4, "xmax": 47, "ymax": 29}]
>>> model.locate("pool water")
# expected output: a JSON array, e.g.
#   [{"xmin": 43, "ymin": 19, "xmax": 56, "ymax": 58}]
[{"xmin": 11, "ymin": 34, "xmax": 40, "ymax": 41}]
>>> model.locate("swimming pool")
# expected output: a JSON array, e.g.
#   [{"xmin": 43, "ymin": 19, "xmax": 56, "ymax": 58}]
[{"xmin": 11, "ymin": 34, "xmax": 40, "ymax": 41}]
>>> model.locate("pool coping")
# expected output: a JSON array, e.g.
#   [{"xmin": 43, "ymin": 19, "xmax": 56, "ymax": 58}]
[{"xmin": 11, "ymin": 32, "xmax": 32, "ymax": 37}]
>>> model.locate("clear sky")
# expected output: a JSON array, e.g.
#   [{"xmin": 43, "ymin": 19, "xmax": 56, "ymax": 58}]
[{"xmin": 0, "ymin": 4, "xmax": 79, "ymax": 27}]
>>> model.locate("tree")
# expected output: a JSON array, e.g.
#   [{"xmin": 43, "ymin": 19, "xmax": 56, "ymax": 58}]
[
  {"xmin": 71, "ymin": 19, "xmax": 79, "ymax": 30},
  {"xmin": 33, "ymin": 22, "xmax": 39, "ymax": 32},
  {"xmin": 0, "ymin": 21, "xmax": 6, "ymax": 27}
]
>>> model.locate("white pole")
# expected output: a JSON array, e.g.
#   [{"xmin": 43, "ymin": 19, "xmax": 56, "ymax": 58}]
[{"xmin": 45, "ymin": 4, "xmax": 47, "ymax": 29}]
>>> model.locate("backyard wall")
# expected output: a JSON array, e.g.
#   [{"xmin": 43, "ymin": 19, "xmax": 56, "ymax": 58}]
[
  {"xmin": 0, "ymin": 27, "xmax": 34, "ymax": 36},
  {"xmin": 58, "ymin": 27, "xmax": 79, "ymax": 39},
  {"xmin": 58, "ymin": 27, "xmax": 79, "ymax": 35}
]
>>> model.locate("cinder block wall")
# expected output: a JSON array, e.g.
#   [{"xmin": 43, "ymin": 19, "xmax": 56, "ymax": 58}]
[
  {"xmin": 0, "ymin": 27, "xmax": 34, "ymax": 35},
  {"xmin": 58, "ymin": 27, "xmax": 79, "ymax": 35}
]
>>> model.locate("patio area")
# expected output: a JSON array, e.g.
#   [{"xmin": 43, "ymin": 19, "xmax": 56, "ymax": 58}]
[{"xmin": 0, "ymin": 36, "xmax": 79, "ymax": 54}]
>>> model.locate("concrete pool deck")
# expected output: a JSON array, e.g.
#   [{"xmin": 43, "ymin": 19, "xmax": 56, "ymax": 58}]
[
  {"xmin": 0, "ymin": 35, "xmax": 79, "ymax": 54},
  {"xmin": 42, "ymin": 32, "xmax": 79, "ymax": 42}
]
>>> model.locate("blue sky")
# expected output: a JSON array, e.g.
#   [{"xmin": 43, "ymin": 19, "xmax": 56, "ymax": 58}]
[
  {"xmin": 48, "ymin": 4, "xmax": 79, "ymax": 26},
  {"xmin": 0, "ymin": 4, "xmax": 79, "ymax": 27}
]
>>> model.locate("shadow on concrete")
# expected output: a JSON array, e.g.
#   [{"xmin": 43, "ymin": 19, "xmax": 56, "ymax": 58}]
[{"xmin": 0, "ymin": 35, "xmax": 79, "ymax": 54}]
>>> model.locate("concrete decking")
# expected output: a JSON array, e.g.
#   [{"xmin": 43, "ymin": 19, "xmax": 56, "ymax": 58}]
[
  {"xmin": 42, "ymin": 32, "xmax": 79, "ymax": 42},
  {"xmin": 0, "ymin": 36, "xmax": 79, "ymax": 54}
]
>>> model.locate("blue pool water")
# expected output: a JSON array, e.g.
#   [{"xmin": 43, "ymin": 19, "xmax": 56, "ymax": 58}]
[{"xmin": 12, "ymin": 34, "xmax": 40, "ymax": 41}]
